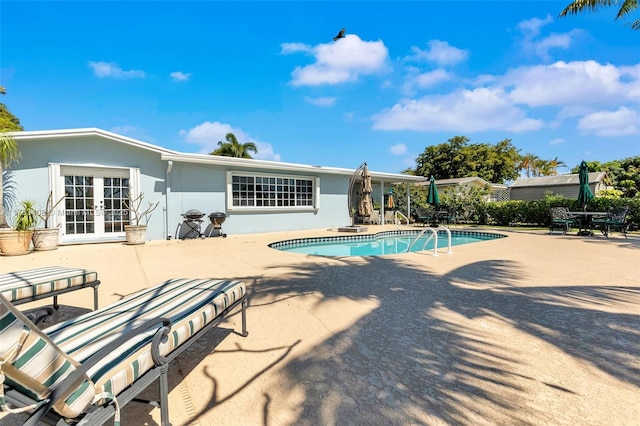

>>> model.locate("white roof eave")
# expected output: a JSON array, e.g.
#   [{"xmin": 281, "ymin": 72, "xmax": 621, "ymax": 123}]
[
  {"xmin": 9, "ymin": 127, "xmax": 420, "ymax": 183},
  {"xmin": 161, "ymin": 153, "xmax": 423, "ymax": 183}
]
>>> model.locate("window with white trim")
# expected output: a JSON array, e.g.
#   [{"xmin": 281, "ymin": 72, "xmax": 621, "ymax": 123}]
[{"xmin": 231, "ymin": 174, "xmax": 315, "ymax": 207}]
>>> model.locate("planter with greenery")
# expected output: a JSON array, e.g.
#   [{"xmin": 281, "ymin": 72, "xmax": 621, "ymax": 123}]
[
  {"xmin": 31, "ymin": 191, "xmax": 65, "ymax": 251},
  {"xmin": 124, "ymin": 192, "xmax": 159, "ymax": 245},
  {"xmin": 0, "ymin": 200, "xmax": 38, "ymax": 255}
]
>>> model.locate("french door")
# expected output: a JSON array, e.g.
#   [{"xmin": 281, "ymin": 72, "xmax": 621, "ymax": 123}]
[{"xmin": 56, "ymin": 166, "xmax": 137, "ymax": 243}]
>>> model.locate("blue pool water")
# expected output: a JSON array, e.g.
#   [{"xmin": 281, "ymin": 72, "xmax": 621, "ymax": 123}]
[{"xmin": 269, "ymin": 230, "xmax": 506, "ymax": 257}]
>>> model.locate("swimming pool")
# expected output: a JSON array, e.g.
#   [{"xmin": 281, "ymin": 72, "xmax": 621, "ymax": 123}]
[{"xmin": 269, "ymin": 230, "xmax": 506, "ymax": 257}]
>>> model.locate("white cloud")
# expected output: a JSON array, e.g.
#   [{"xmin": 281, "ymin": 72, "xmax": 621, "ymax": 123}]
[
  {"xmin": 517, "ymin": 15, "xmax": 582, "ymax": 60},
  {"xmin": 280, "ymin": 42, "xmax": 313, "ymax": 55},
  {"xmin": 88, "ymin": 61, "xmax": 145, "ymax": 78},
  {"xmin": 577, "ymin": 107, "xmax": 639, "ymax": 136},
  {"xmin": 343, "ymin": 111, "xmax": 354, "ymax": 121},
  {"xmin": 503, "ymin": 60, "xmax": 639, "ymax": 107},
  {"xmin": 518, "ymin": 15, "xmax": 553, "ymax": 38},
  {"xmin": 170, "ymin": 71, "xmax": 191, "ymax": 82},
  {"xmin": 285, "ymin": 34, "xmax": 389, "ymax": 86},
  {"xmin": 549, "ymin": 138, "xmax": 566, "ymax": 146},
  {"xmin": 304, "ymin": 96, "xmax": 337, "ymax": 107},
  {"xmin": 180, "ymin": 121, "xmax": 280, "ymax": 161},
  {"xmin": 390, "ymin": 143, "xmax": 407, "ymax": 155},
  {"xmin": 373, "ymin": 58, "xmax": 640, "ymax": 136},
  {"xmin": 403, "ymin": 69, "xmax": 451, "ymax": 94},
  {"xmin": 372, "ymin": 87, "xmax": 543, "ymax": 132},
  {"xmin": 405, "ymin": 40, "xmax": 469, "ymax": 66}
]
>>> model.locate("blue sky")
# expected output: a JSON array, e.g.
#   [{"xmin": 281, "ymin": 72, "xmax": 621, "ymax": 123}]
[{"xmin": 1, "ymin": 1, "xmax": 639, "ymax": 177}]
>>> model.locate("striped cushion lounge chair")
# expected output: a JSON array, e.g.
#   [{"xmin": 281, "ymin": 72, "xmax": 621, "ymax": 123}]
[
  {"xmin": 0, "ymin": 266, "xmax": 100, "ymax": 311},
  {"xmin": 0, "ymin": 277, "xmax": 248, "ymax": 425}
]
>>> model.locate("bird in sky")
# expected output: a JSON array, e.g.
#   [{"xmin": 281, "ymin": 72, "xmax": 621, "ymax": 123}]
[{"xmin": 333, "ymin": 28, "xmax": 346, "ymax": 41}]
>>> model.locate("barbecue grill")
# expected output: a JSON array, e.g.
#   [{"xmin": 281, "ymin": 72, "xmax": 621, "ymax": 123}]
[
  {"xmin": 176, "ymin": 209, "xmax": 206, "ymax": 239},
  {"xmin": 206, "ymin": 211, "xmax": 227, "ymax": 238}
]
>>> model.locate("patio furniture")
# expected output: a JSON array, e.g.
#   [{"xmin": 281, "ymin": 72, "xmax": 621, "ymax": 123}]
[
  {"xmin": 411, "ymin": 207, "xmax": 432, "ymax": 226},
  {"xmin": 567, "ymin": 210, "xmax": 608, "ymax": 236},
  {"xmin": 363, "ymin": 210, "xmax": 380, "ymax": 225},
  {"xmin": 384, "ymin": 210, "xmax": 395, "ymax": 224},
  {"xmin": 591, "ymin": 206, "xmax": 629, "ymax": 239},
  {"xmin": 0, "ymin": 277, "xmax": 248, "ymax": 425},
  {"xmin": 549, "ymin": 207, "xmax": 578, "ymax": 234},
  {"xmin": 0, "ymin": 266, "xmax": 100, "ymax": 313}
]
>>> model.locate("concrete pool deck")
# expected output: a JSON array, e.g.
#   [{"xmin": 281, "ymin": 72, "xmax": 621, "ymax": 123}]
[{"xmin": 1, "ymin": 225, "xmax": 639, "ymax": 425}]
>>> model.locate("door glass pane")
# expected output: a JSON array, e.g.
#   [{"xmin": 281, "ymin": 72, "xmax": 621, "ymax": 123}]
[
  {"xmin": 65, "ymin": 175, "xmax": 95, "ymax": 235},
  {"xmin": 103, "ymin": 175, "xmax": 129, "ymax": 233}
]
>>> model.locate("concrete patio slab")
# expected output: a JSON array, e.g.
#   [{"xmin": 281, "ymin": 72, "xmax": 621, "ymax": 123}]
[{"xmin": 1, "ymin": 226, "xmax": 638, "ymax": 425}]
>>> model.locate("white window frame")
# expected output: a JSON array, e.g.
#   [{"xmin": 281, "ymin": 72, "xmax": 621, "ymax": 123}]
[{"xmin": 226, "ymin": 171, "xmax": 320, "ymax": 212}]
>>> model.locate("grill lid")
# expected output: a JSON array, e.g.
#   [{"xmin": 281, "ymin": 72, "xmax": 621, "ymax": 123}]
[{"xmin": 184, "ymin": 209, "xmax": 205, "ymax": 219}]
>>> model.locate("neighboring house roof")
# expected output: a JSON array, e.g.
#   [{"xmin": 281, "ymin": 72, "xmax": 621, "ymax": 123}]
[
  {"xmin": 416, "ymin": 176, "xmax": 507, "ymax": 189},
  {"xmin": 510, "ymin": 172, "xmax": 606, "ymax": 188},
  {"xmin": 10, "ymin": 128, "xmax": 423, "ymax": 184}
]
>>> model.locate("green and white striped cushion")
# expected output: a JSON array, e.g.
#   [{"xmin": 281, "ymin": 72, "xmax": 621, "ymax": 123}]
[
  {"xmin": 0, "ymin": 293, "xmax": 96, "ymax": 418},
  {"xmin": 45, "ymin": 278, "xmax": 246, "ymax": 400},
  {"xmin": 0, "ymin": 266, "xmax": 98, "ymax": 303}
]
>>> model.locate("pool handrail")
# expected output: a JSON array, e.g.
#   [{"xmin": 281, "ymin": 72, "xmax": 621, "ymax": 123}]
[
  {"xmin": 407, "ymin": 227, "xmax": 438, "ymax": 256},
  {"xmin": 394, "ymin": 211, "xmax": 410, "ymax": 229},
  {"xmin": 406, "ymin": 226, "xmax": 453, "ymax": 256}
]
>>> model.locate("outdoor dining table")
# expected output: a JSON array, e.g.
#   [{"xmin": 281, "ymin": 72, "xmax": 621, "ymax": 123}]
[{"xmin": 568, "ymin": 211, "xmax": 608, "ymax": 236}]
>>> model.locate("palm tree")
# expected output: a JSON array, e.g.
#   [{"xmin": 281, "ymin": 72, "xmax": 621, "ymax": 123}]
[
  {"xmin": 559, "ymin": 0, "xmax": 640, "ymax": 30},
  {"xmin": 210, "ymin": 132, "xmax": 258, "ymax": 158},
  {"xmin": 518, "ymin": 153, "xmax": 540, "ymax": 178},
  {"xmin": 547, "ymin": 156, "xmax": 567, "ymax": 175},
  {"xmin": 0, "ymin": 86, "xmax": 22, "ymax": 227}
]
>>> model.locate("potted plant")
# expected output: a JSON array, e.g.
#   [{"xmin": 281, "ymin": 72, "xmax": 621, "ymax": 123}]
[
  {"xmin": 0, "ymin": 199, "xmax": 37, "ymax": 255},
  {"xmin": 31, "ymin": 191, "xmax": 65, "ymax": 251},
  {"xmin": 124, "ymin": 192, "xmax": 159, "ymax": 245}
]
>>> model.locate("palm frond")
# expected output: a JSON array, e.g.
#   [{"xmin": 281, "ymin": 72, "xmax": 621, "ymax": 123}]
[
  {"xmin": 616, "ymin": 0, "xmax": 638, "ymax": 18},
  {"xmin": 559, "ymin": 0, "xmax": 618, "ymax": 16}
]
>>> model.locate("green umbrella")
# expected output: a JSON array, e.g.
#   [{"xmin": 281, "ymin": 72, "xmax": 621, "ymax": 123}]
[
  {"xmin": 577, "ymin": 160, "xmax": 593, "ymax": 209},
  {"xmin": 427, "ymin": 176, "xmax": 440, "ymax": 206}
]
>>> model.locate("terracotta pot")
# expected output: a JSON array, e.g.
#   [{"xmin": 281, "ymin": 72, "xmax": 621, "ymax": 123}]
[
  {"xmin": 125, "ymin": 225, "xmax": 147, "ymax": 245},
  {"xmin": 32, "ymin": 228, "xmax": 60, "ymax": 251},
  {"xmin": 0, "ymin": 229, "xmax": 33, "ymax": 256}
]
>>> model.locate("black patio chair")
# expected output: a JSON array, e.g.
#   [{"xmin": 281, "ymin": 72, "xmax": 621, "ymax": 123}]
[
  {"xmin": 549, "ymin": 207, "xmax": 578, "ymax": 234},
  {"xmin": 591, "ymin": 206, "xmax": 629, "ymax": 239}
]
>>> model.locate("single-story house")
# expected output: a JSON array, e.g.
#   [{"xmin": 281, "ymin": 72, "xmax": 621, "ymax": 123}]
[
  {"xmin": 416, "ymin": 177, "xmax": 509, "ymax": 202},
  {"xmin": 509, "ymin": 172, "xmax": 608, "ymax": 201},
  {"xmin": 7, "ymin": 128, "xmax": 423, "ymax": 244}
]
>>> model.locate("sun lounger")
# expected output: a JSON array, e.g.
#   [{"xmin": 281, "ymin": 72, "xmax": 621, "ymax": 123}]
[
  {"xmin": 0, "ymin": 277, "xmax": 248, "ymax": 425},
  {"xmin": 0, "ymin": 266, "xmax": 100, "ymax": 311}
]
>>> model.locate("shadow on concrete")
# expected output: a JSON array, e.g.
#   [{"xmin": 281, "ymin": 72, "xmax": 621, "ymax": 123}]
[{"xmin": 224, "ymin": 256, "xmax": 640, "ymax": 424}]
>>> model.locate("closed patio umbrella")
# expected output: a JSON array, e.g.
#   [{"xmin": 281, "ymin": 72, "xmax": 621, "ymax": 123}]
[
  {"xmin": 387, "ymin": 191, "xmax": 394, "ymax": 209},
  {"xmin": 427, "ymin": 176, "xmax": 440, "ymax": 206},
  {"xmin": 358, "ymin": 164, "xmax": 373, "ymax": 217},
  {"xmin": 577, "ymin": 160, "xmax": 593, "ymax": 210}
]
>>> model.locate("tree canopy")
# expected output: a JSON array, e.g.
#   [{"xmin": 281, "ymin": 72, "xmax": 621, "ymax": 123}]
[
  {"xmin": 571, "ymin": 156, "xmax": 640, "ymax": 197},
  {"xmin": 413, "ymin": 136, "xmax": 521, "ymax": 183},
  {"xmin": 209, "ymin": 132, "xmax": 257, "ymax": 158},
  {"xmin": 0, "ymin": 85, "xmax": 23, "ymax": 132}
]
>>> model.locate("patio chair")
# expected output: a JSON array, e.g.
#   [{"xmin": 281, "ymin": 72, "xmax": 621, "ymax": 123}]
[
  {"xmin": 0, "ymin": 277, "xmax": 248, "ymax": 425},
  {"xmin": 384, "ymin": 210, "xmax": 395, "ymax": 224},
  {"xmin": 591, "ymin": 206, "xmax": 629, "ymax": 239},
  {"xmin": 363, "ymin": 210, "xmax": 380, "ymax": 225},
  {"xmin": 549, "ymin": 207, "xmax": 578, "ymax": 234}
]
